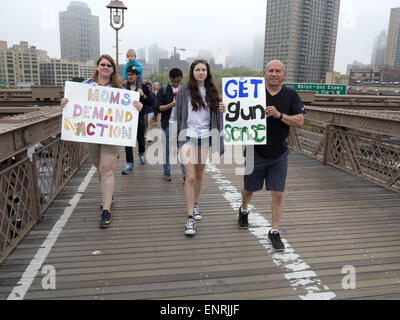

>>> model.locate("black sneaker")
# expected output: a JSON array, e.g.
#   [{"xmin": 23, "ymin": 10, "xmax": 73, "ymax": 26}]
[
  {"xmin": 268, "ymin": 230, "xmax": 284, "ymax": 252},
  {"xmin": 100, "ymin": 196, "xmax": 115, "ymax": 210},
  {"xmin": 100, "ymin": 210, "xmax": 111, "ymax": 228},
  {"xmin": 238, "ymin": 206, "xmax": 249, "ymax": 229},
  {"xmin": 184, "ymin": 216, "xmax": 196, "ymax": 235},
  {"xmin": 163, "ymin": 172, "xmax": 172, "ymax": 181}
]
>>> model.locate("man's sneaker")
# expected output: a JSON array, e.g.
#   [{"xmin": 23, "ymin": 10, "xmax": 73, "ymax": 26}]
[
  {"xmin": 100, "ymin": 210, "xmax": 111, "ymax": 228},
  {"xmin": 238, "ymin": 206, "xmax": 249, "ymax": 229},
  {"xmin": 193, "ymin": 204, "xmax": 202, "ymax": 221},
  {"xmin": 139, "ymin": 153, "xmax": 146, "ymax": 165},
  {"xmin": 163, "ymin": 172, "xmax": 172, "ymax": 181},
  {"xmin": 268, "ymin": 230, "xmax": 285, "ymax": 252},
  {"xmin": 122, "ymin": 163, "xmax": 134, "ymax": 175},
  {"xmin": 185, "ymin": 217, "xmax": 196, "ymax": 235},
  {"xmin": 100, "ymin": 196, "xmax": 115, "ymax": 210}
]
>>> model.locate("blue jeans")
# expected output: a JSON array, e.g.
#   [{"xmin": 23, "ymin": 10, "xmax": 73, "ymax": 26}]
[{"xmin": 163, "ymin": 125, "xmax": 185, "ymax": 178}]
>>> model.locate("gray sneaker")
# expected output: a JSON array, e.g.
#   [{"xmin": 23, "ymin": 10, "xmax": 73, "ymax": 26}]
[
  {"xmin": 139, "ymin": 153, "xmax": 146, "ymax": 165},
  {"xmin": 185, "ymin": 217, "xmax": 196, "ymax": 235},
  {"xmin": 122, "ymin": 163, "xmax": 134, "ymax": 175}
]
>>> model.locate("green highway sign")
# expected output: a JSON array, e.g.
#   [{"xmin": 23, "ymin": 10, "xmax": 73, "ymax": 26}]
[{"xmin": 283, "ymin": 83, "xmax": 347, "ymax": 95}]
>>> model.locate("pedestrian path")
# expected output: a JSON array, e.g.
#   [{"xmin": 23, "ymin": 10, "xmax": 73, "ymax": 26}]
[{"xmin": 1, "ymin": 151, "xmax": 400, "ymax": 300}]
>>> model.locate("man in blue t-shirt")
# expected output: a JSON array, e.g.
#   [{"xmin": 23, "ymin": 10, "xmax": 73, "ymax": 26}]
[{"xmin": 238, "ymin": 60, "xmax": 305, "ymax": 252}]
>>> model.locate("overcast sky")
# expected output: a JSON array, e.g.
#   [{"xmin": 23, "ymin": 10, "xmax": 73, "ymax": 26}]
[{"xmin": 0, "ymin": 0, "xmax": 399, "ymax": 74}]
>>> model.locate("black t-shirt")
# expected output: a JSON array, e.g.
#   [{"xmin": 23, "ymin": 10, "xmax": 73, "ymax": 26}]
[{"xmin": 254, "ymin": 86, "xmax": 305, "ymax": 159}]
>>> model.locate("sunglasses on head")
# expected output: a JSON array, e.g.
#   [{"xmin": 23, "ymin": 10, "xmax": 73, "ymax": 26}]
[
  {"xmin": 99, "ymin": 63, "xmax": 113, "ymax": 68},
  {"xmin": 193, "ymin": 59, "xmax": 208, "ymax": 64}
]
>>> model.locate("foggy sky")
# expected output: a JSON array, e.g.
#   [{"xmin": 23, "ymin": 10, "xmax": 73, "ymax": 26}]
[{"xmin": 0, "ymin": 0, "xmax": 399, "ymax": 74}]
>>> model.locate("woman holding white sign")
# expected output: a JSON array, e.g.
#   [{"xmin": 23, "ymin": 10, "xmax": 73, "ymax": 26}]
[
  {"xmin": 61, "ymin": 54, "xmax": 143, "ymax": 229},
  {"xmin": 175, "ymin": 59, "xmax": 225, "ymax": 235}
]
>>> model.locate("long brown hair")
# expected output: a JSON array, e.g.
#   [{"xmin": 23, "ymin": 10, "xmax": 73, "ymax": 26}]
[
  {"xmin": 91, "ymin": 54, "xmax": 122, "ymax": 88},
  {"xmin": 188, "ymin": 59, "xmax": 220, "ymax": 112}
]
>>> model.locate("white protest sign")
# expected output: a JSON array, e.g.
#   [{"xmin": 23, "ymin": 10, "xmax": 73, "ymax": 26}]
[
  {"xmin": 222, "ymin": 77, "xmax": 267, "ymax": 145},
  {"xmin": 61, "ymin": 81, "xmax": 140, "ymax": 147}
]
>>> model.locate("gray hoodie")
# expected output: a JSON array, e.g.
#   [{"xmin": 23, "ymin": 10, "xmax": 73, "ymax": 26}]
[{"xmin": 175, "ymin": 84, "xmax": 224, "ymax": 155}]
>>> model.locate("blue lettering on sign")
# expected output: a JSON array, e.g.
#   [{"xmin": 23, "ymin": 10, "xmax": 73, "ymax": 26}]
[
  {"xmin": 224, "ymin": 79, "xmax": 238, "ymax": 99},
  {"xmin": 239, "ymin": 81, "xmax": 248, "ymax": 98},
  {"xmin": 250, "ymin": 79, "xmax": 263, "ymax": 98},
  {"xmin": 225, "ymin": 78, "xmax": 264, "ymax": 99}
]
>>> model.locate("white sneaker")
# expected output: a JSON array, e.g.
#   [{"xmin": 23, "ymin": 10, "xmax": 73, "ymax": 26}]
[
  {"xmin": 193, "ymin": 205, "xmax": 202, "ymax": 221},
  {"xmin": 185, "ymin": 217, "xmax": 196, "ymax": 235}
]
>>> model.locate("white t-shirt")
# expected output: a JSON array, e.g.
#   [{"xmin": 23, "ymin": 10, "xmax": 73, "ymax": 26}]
[
  {"xmin": 186, "ymin": 86, "xmax": 211, "ymax": 138},
  {"xmin": 169, "ymin": 85, "xmax": 180, "ymax": 122}
]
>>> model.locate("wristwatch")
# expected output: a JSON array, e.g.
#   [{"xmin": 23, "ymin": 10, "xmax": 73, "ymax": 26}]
[{"xmin": 278, "ymin": 113, "xmax": 283, "ymax": 121}]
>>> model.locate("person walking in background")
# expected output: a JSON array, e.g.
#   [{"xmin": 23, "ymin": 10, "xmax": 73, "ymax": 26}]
[
  {"xmin": 153, "ymin": 82, "xmax": 161, "ymax": 127},
  {"xmin": 175, "ymin": 59, "xmax": 225, "ymax": 236},
  {"xmin": 237, "ymin": 60, "xmax": 305, "ymax": 251},
  {"xmin": 123, "ymin": 49, "xmax": 143, "ymax": 90},
  {"xmin": 121, "ymin": 67, "xmax": 152, "ymax": 174},
  {"xmin": 61, "ymin": 54, "xmax": 143, "ymax": 228},
  {"xmin": 144, "ymin": 80, "xmax": 156, "ymax": 142},
  {"xmin": 157, "ymin": 68, "xmax": 186, "ymax": 183}
]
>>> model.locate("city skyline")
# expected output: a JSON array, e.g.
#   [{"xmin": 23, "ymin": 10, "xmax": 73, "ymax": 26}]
[{"xmin": 0, "ymin": 0, "xmax": 399, "ymax": 74}]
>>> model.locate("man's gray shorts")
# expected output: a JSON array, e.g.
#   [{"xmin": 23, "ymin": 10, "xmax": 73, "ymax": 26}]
[{"xmin": 244, "ymin": 149, "xmax": 289, "ymax": 193}]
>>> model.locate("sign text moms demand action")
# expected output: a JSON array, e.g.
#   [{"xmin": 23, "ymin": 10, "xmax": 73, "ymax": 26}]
[{"xmin": 61, "ymin": 81, "xmax": 140, "ymax": 147}]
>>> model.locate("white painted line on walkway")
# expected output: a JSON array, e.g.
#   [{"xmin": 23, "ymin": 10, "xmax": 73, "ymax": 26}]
[
  {"xmin": 206, "ymin": 162, "xmax": 336, "ymax": 300},
  {"xmin": 7, "ymin": 166, "xmax": 97, "ymax": 300}
]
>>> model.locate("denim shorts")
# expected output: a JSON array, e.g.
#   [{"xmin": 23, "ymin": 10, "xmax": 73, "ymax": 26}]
[
  {"xmin": 244, "ymin": 149, "xmax": 289, "ymax": 192},
  {"xmin": 182, "ymin": 136, "xmax": 211, "ymax": 149}
]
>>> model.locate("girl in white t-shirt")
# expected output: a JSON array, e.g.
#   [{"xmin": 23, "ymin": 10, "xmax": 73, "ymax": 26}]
[{"xmin": 175, "ymin": 59, "xmax": 225, "ymax": 235}]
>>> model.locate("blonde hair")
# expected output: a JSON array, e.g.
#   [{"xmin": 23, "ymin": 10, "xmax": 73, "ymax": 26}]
[{"xmin": 126, "ymin": 49, "xmax": 136, "ymax": 57}]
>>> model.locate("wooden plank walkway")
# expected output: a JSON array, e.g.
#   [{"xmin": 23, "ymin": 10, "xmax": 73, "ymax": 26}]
[{"xmin": 0, "ymin": 149, "xmax": 400, "ymax": 300}]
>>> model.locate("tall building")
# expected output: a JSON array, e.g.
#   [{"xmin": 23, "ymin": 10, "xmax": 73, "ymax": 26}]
[
  {"xmin": 0, "ymin": 41, "xmax": 40, "ymax": 87},
  {"xmin": 264, "ymin": 0, "xmax": 340, "ymax": 83},
  {"xmin": 252, "ymin": 34, "xmax": 265, "ymax": 71},
  {"xmin": 385, "ymin": 7, "xmax": 400, "ymax": 69},
  {"xmin": 59, "ymin": 1, "xmax": 100, "ymax": 63},
  {"xmin": 148, "ymin": 43, "xmax": 169, "ymax": 74},
  {"xmin": 371, "ymin": 30, "xmax": 387, "ymax": 68}
]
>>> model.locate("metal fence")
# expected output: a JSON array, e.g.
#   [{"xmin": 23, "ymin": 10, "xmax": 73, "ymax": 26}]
[
  {"xmin": 1, "ymin": 103, "xmax": 399, "ymax": 263},
  {"xmin": 288, "ymin": 120, "xmax": 400, "ymax": 193},
  {"xmin": 0, "ymin": 108, "xmax": 87, "ymax": 264}
]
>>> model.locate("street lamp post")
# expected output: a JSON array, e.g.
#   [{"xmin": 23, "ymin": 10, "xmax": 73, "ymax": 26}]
[{"xmin": 107, "ymin": 1, "xmax": 127, "ymax": 72}]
